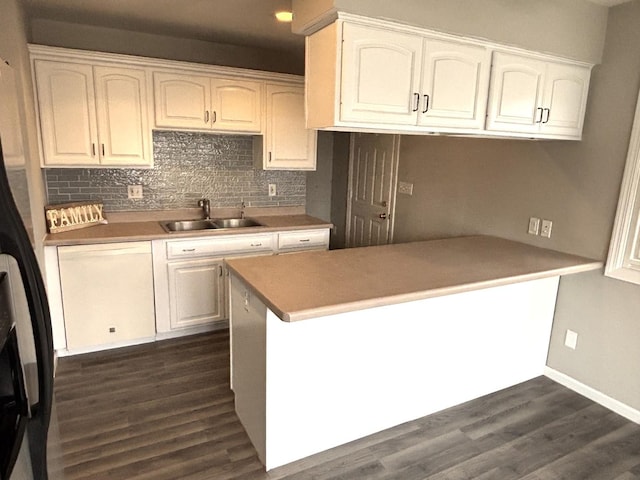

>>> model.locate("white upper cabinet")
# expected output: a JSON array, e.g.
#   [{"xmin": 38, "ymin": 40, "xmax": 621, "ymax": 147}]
[
  {"xmin": 153, "ymin": 72, "xmax": 262, "ymax": 133},
  {"xmin": 94, "ymin": 66, "xmax": 150, "ymax": 166},
  {"xmin": 33, "ymin": 59, "xmax": 151, "ymax": 167},
  {"xmin": 153, "ymin": 73, "xmax": 211, "ymax": 130},
  {"xmin": 306, "ymin": 14, "xmax": 592, "ymax": 140},
  {"xmin": 540, "ymin": 62, "xmax": 591, "ymax": 137},
  {"xmin": 259, "ymin": 84, "xmax": 317, "ymax": 170},
  {"xmin": 34, "ymin": 61, "xmax": 99, "ymax": 166},
  {"xmin": 338, "ymin": 22, "xmax": 490, "ymax": 130},
  {"xmin": 418, "ymin": 40, "xmax": 491, "ymax": 129},
  {"xmin": 486, "ymin": 52, "xmax": 590, "ymax": 138},
  {"xmin": 341, "ymin": 23, "xmax": 423, "ymax": 125},
  {"xmin": 210, "ymin": 78, "xmax": 262, "ymax": 132}
]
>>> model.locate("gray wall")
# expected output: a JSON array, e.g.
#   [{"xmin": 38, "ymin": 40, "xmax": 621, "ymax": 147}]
[
  {"xmin": 0, "ymin": 0, "xmax": 48, "ymax": 263},
  {"xmin": 44, "ymin": 131, "xmax": 306, "ymax": 211},
  {"xmin": 329, "ymin": 132, "xmax": 350, "ymax": 249},
  {"xmin": 29, "ymin": 18, "xmax": 304, "ymax": 75},
  {"xmin": 392, "ymin": 1, "xmax": 640, "ymax": 411},
  {"xmin": 306, "ymin": 131, "xmax": 334, "ymax": 222},
  {"xmin": 293, "ymin": 0, "xmax": 608, "ymax": 64}
]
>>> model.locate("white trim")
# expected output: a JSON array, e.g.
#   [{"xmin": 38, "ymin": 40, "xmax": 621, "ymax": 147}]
[
  {"xmin": 605, "ymin": 88, "xmax": 640, "ymax": 284},
  {"xmin": 544, "ymin": 367, "xmax": 640, "ymax": 424}
]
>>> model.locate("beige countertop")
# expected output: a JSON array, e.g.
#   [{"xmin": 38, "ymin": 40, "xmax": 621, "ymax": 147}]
[
  {"xmin": 226, "ymin": 235, "xmax": 603, "ymax": 322},
  {"xmin": 43, "ymin": 214, "xmax": 332, "ymax": 246}
]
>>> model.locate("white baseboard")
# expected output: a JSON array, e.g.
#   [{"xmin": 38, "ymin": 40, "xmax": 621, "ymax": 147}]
[{"xmin": 544, "ymin": 366, "xmax": 640, "ymax": 424}]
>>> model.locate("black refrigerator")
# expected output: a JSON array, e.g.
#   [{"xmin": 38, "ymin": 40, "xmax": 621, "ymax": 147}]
[{"xmin": 0, "ymin": 60, "xmax": 60, "ymax": 479}]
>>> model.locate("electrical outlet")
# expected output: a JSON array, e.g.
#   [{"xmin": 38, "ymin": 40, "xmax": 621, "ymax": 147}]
[
  {"xmin": 540, "ymin": 219, "xmax": 553, "ymax": 238},
  {"xmin": 564, "ymin": 329, "xmax": 578, "ymax": 350},
  {"xmin": 528, "ymin": 217, "xmax": 540, "ymax": 235},
  {"xmin": 268, "ymin": 184, "xmax": 277, "ymax": 197},
  {"xmin": 127, "ymin": 185, "xmax": 143, "ymax": 199},
  {"xmin": 398, "ymin": 181, "xmax": 413, "ymax": 195}
]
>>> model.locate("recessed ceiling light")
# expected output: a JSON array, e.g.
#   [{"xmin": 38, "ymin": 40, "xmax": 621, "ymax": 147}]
[{"xmin": 275, "ymin": 11, "xmax": 293, "ymax": 22}]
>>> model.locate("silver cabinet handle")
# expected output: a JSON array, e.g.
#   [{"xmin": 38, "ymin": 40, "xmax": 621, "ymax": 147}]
[
  {"xmin": 182, "ymin": 248, "xmax": 196, "ymax": 252},
  {"xmin": 92, "ymin": 143, "xmax": 96, "ymax": 156},
  {"xmin": 212, "ymin": 111, "xmax": 217, "ymax": 123},
  {"xmin": 250, "ymin": 243, "xmax": 262, "ymax": 247},
  {"xmin": 299, "ymin": 239, "xmax": 310, "ymax": 243},
  {"xmin": 543, "ymin": 108, "xmax": 550, "ymax": 124},
  {"xmin": 536, "ymin": 107, "xmax": 544, "ymax": 124},
  {"xmin": 268, "ymin": 152, "xmax": 272, "ymax": 163},
  {"xmin": 205, "ymin": 110, "xmax": 210, "ymax": 123},
  {"xmin": 219, "ymin": 265, "xmax": 223, "ymax": 277},
  {"xmin": 101, "ymin": 144, "xmax": 105, "ymax": 156},
  {"xmin": 412, "ymin": 93, "xmax": 420, "ymax": 112}
]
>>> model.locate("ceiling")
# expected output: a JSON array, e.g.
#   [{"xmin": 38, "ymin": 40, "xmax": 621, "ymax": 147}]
[
  {"xmin": 22, "ymin": 0, "xmax": 637, "ymax": 57},
  {"xmin": 23, "ymin": 0, "xmax": 304, "ymax": 55}
]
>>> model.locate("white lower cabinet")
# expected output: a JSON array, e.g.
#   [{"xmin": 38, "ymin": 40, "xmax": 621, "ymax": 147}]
[
  {"xmin": 46, "ymin": 228, "xmax": 331, "ymax": 354},
  {"xmin": 167, "ymin": 258, "xmax": 226, "ymax": 329},
  {"xmin": 277, "ymin": 229, "xmax": 331, "ymax": 253},
  {"xmin": 153, "ymin": 233, "xmax": 278, "ymax": 336}
]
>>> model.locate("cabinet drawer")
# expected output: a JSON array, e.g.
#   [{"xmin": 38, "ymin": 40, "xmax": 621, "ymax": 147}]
[
  {"xmin": 167, "ymin": 234, "xmax": 274, "ymax": 259},
  {"xmin": 278, "ymin": 229, "xmax": 329, "ymax": 251}
]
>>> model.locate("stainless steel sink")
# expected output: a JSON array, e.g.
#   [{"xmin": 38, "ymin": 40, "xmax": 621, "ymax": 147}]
[
  {"xmin": 160, "ymin": 218, "xmax": 262, "ymax": 232},
  {"xmin": 213, "ymin": 218, "xmax": 262, "ymax": 229},
  {"xmin": 161, "ymin": 219, "xmax": 218, "ymax": 232}
]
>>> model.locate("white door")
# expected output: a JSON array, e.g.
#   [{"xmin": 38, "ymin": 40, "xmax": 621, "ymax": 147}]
[
  {"xmin": 418, "ymin": 40, "xmax": 490, "ymax": 129},
  {"xmin": 34, "ymin": 60, "xmax": 99, "ymax": 166},
  {"xmin": 94, "ymin": 66, "xmax": 150, "ymax": 166},
  {"xmin": 167, "ymin": 258, "xmax": 225, "ymax": 330},
  {"xmin": 340, "ymin": 22, "xmax": 423, "ymax": 125},
  {"xmin": 346, "ymin": 133, "xmax": 399, "ymax": 248},
  {"xmin": 539, "ymin": 62, "xmax": 590, "ymax": 137},
  {"xmin": 153, "ymin": 72, "xmax": 211, "ymax": 129},
  {"xmin": 486, "ymin": 52, "xmax": 546, "ymax": 134},
  {"xmin": 264, "ymin": 84, "xmax": 316, "ymax": 170},
  {"xmin": 210, "ymin": 78, "xmax": 262, "ymax": 132}
]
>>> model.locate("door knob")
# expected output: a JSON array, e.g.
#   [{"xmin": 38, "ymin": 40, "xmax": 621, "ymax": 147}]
[{"xmin": 379, "ymin": 213, "xmax": 388, "ymax": 220}]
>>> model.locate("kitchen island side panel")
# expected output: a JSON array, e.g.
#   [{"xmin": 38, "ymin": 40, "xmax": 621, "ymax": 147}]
[
  {"xmin": 243, "ymin": 276, "xmax": 560, "ymax": 470},
  {"xmin": 230, "ymin": 274, "xmax": 268, "ymax": 464}
]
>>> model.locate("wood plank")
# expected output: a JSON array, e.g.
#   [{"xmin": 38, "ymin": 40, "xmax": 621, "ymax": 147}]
[{"xmin": 53, "ymin": 330, "xmax": 640, "ymax": 480}]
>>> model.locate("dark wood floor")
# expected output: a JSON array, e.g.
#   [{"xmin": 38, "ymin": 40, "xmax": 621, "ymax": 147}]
[{"xmin": 53, "ymin": 330, "xmax": 640, "ymax": 480}]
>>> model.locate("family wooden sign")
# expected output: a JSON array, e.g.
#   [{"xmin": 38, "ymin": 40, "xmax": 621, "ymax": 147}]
[{"xmin": 45, "ymin": 201, "xmax": 107, "ymax": 234}]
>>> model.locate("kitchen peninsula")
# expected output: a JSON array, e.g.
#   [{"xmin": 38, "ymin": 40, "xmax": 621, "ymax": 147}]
[{"xmin": 226, "ymin": 236, "xmax": 602, "ymax": 470}]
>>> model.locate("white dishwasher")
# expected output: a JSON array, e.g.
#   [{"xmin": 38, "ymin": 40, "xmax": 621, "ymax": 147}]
[{"xmin": 58, "ymin": 241, "xmax": 155, "ymax": 352}]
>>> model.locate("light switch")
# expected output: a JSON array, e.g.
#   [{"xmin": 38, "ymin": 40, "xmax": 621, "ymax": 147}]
[
  {"xmin": 398, "ymin": 181, "xmax": 413, "ymax": 195},
  {"xmin": 528, "ymin": 217, "xmax": 540, "ymax": 235},
  {"xmin": 564, "ymin": 329, "xmax": 578, "ymax": 350},
  {"xmin": 541, "ymin": 219, "xmax": 553, "ymax": 238}
]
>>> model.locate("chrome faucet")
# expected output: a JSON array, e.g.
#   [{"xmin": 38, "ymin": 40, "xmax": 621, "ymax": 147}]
[{"xmin": 198, "ymin": 198, "xmax": 210, "ymax": 219}]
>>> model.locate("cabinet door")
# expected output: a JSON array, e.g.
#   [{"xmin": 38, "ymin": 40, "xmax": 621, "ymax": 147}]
[
  {"xmin": 340, "ymin": 22, "xmax": 423, "ymax": 125},
  {"xmin": 540, "ymin": 62, "xmax": 590, "ymax": 137},
  {"xmin": 94, "ymin": 66, "xmax": 151, "ymax": 166},
  {"xmin": 418, "ymin": 40, "xmax": 490, "ymax": 129},
  {"xmin": 153, "ymin": 72, "xmax": 211, "ymax": 129},
  {"xmin": 34, "ymin": 60, "xmax": 99, "ymax": 166},
  {"xmin": 486, "ymin": 52, "xmax": 546, "ymax": 134},
  {"xmin": 264, "ymin": 84, "xmax": 317, "ymax": 170},
  {"xmin": 167, "ymin": 258, "xmax": 225, "ymax": 330},
  {"xmin": 210, "ymin": 78, "xmax": 262, "ymax": 132}
]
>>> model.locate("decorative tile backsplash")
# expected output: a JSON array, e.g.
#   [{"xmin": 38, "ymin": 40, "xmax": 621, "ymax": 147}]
[{"xmin": 44, "ymin": 131, "xmax": 306, "ymax": 211}]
